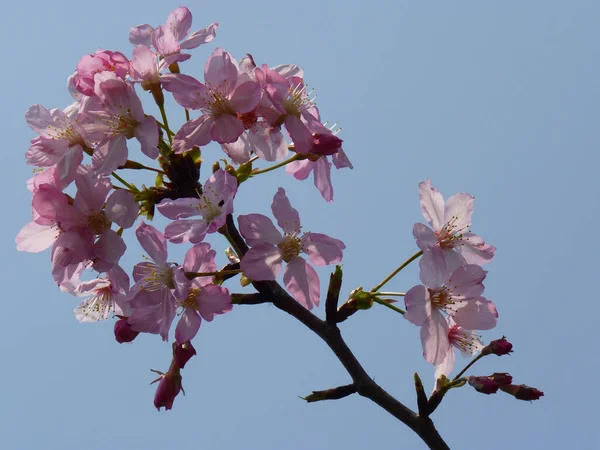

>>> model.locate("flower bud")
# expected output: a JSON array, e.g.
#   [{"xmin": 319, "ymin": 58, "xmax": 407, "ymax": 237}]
[
  {"xmin": 499, "ymin": 383, "xmax": 544, "ymax": 401},
  {"xmin": 490, "ymin": 373, "xmax": 513, "ymax": 385},
  {"xmin": 173, "ymin": 342, "xmax": 196, "ymax": 369},
  {"xmin": 311, "ymin": 133, "xmax": 343, "ymax": 156},
  {"xmin": 114, "ymin": 318, "xmax": 139, "ymax": 343},
  {"xmin": 482, "ymin": 336, "xmax": 513, "ymax": 356},
  {"xmin": 468, "ymin": 376, "xmax": 499, "ymax": 394},
  {"xmin": 153, "ymin": 367, "xmax": 183, "ymax": 411}
]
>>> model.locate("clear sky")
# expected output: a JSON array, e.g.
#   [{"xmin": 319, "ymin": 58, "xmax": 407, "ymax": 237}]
[{"xmin": 3, "ymin": 1, "xmax": 598, "ymax": 449}]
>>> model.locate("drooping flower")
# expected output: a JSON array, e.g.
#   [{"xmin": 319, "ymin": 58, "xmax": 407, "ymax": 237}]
[
  {"xmin": 404, "ymin": 263, "xmax": 497, "ymax": 365},
  {"xmin": 174, "ymin": 243, "xmax": 232, "ymax": 343},
  {"xmin": 156, "ymin": 169, "xmax": 237, "ymax": 244},
  {"xmin": 434, "ymin": 317, "xmax": 484, "ymax": 380},
  {"xmin": 238, "ymin": 188, "xmax": 345, "ymax": 309},
  {"xmin": 413, "ymin": 180, "xmax": 496, "ymax": 273},
  {"xmin": 72, "ymin": 266, "xmax": 130, "ymax": 322},
  {"xmin": 127, "ymin": 222, "xmax": 190, "ymax": 341}
]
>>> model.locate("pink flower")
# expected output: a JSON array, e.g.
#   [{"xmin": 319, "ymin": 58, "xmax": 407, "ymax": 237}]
[
  {"xmin": 174, "ymin": 243, "xmax": 232, "ymax": 343},
  {"xmin": 127, "ymin": 222, "xmax": 190, "ymax": 341},
  {"xmin": 25, "ymin": 104, "xmax": 88, "ymax": 187},
  {"xmin": 434, "ymin": 318, "xmax": 484, "ymax": 379},
  {"xmin": 81, "ymin": 72, "xmax": 158, "ymax": 175},
  {"xmin": 162, "ymin": 48, "xmax": 261, "ymax": 150},
  {"xmin": 238, "ymin": 188, "xmax": 345, "ymax": 309},
  {"xmin": 73, "ymin": 50, "xmax": 129, "ymax": 96},
  {"xmin": 286, "ymin": 126, "xmax": 353, "ymax": 202},
  {"xmin": 404, "ymin": 263, "xmax": 497, "ymax": 365},
  {"xmin": 156, "ymin": 169, "xmax": 237, "ymax": 244},
  {"xmin": 72, "ymin": 266, "xmax": 130, "ymax": 322},
  {"xmin": 413, "ymin": 180, "xmax": 496, "ymax": 273},
  {"xmin": 129, "ymin": 6, "xmax": 218, "ymax": 66}
]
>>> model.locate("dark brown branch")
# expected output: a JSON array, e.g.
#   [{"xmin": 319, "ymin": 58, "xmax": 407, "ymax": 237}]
[
  {"xmin": 224, "ymin": 216, "xmax": 450, "ymax": 450},
  {"xmin": 302, "ymin": 383, "xmax": 357, "ymax": 403},
  {"xmin": 325, "ymin": 265, "xmax": 343, "ymax": 324},
  {"xmin": 231, "ymin": 293, "xmax": 270, "ymax": 305}
]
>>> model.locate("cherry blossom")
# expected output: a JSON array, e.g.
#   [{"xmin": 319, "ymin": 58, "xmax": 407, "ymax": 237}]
[
  {"xmin": 413, "ymin": 180, "xmax": 496, "ymax": 273},
  {"xmin": 238, "ymin": 188, "xmax": 345, "ymax": 309}
]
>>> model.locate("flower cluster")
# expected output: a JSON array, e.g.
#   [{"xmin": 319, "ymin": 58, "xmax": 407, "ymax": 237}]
[
  {"xmin": 17, "ymin": 5, "xmax": 541, "ymax": 417},
  {"xmin": 17, "ymin": 6, "xmax": 348, "ymax": 410}
]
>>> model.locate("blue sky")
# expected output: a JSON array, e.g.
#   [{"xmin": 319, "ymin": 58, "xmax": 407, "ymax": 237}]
[{"xmin": 2, "ymin": 1, "xmax": 598, "ymax": 449}]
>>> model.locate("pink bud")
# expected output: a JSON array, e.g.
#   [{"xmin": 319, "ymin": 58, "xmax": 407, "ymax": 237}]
[
  {"xmin": 114, "ymin": 318, "xmax": 139, "ymax": 343},
  {"xmin": 173, "ymin": 341, "xmax": 196, "ymax": 369},
  {"xmin": 468, "ymin": 376, "xmax": 499, "ymax": 394},
  {"xmin": 311, "ymin": 133, "xmax": 343, "ymax": 156},
  {"xmin": 153, "ymin": 369, "xmax": 183, "ymax": 411},
  {"xmin": 482, "ymin": 336, "xmax": 513, "ymax": 356},
  {"xmin": 499, "ymin": 384, "xmax": 544, "ymax": 401},
  {"xmin": 490, "ymin": 373, "xmax": 513, "ymax": 385}
]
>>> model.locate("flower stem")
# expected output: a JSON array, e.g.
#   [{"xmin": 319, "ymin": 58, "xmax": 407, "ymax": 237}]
[
  {"xmin": 158, "ymin": 104, "xmax": 172, "ymax": 144},
  {"xmin": 111, "ymin": 172, "xmax": 137, "ymax": 192},
  {"xmin": 375, "ymin": 292, "xmax": 406, "ymax": 297},
  {"xmin": 373, "ymin": 298, "xmax": 405, "ymax": 315},
  {"xmin": 452, "ymin": 354, "xmax": 485, "ymax": 382},
  {"xmin": 252, "ymin": 154, "xmax": 304, "ymax": 175},
  {"xmin": 185, "ymin": 269, "xmax": 242, "ymax": 280},
  {"xmin": 371, "ymin": 250, "xmax": 423, "ymax": 293}
]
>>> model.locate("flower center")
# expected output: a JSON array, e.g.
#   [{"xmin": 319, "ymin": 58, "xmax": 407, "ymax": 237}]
[
  {"xmin": 87, "ymin": 211, "xmax": 111, "ymax": 235},
  {"xmin": 435, "ymin": 215, "xmax": 470, "ymax": 249},
  {"xmin": 142, "ymin": 263, "xmax": 174, "ymax": 291},
  {"xmin": 278, "ymin": 233, "xmax": 303, "ymax": 262},
  {"xmin": 448, "ymin": 325, "xmax": 483, "ymax": 355},
  {"xmin": 282, "ymin": 82, "xmax": 315, "ymax": 116},
  {"xmin": 180, "ymin": 288, "xmax": 201, "ymax": 310},
  {"xmin": 202, "ymin": 86, "xmax": 235, "ymax": 118},
  {"xmin": 429, "ymin": 287, "xmax": 455, "ymax": 311}
]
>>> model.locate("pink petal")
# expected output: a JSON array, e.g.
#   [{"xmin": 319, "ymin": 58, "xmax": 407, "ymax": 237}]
[
  {"xmin": 283, "ymin": 257, "xmax": 320, "ymax": 310},
  {"xmin": 166, "ymin": 6, "xmax": 192, "ymax": 42},
  {"xmin": 418, "ymin": 249, "xmax": 448, "ymax": 289},
  {"xmin": 286, "ymin": 159, "xmax": 314, "ymax": 180},
  {"xmin": 152, "ymin": 25, "xmax": 180, "ymax": 57},
  {"xmin": 221, "ymin": 134, "xmax": 252, "ymax": 164},
  {"xmin": 313, "ymin": 157, "xmax": 334, "ymax": 202},
  {"xmin": 229, "ymin": 81, "xmax": 261, "ymax": 113},
  {"xmin": 105, "ymin": 189, "xmax": 139, "ymax": 229},
  {"xmin": 434, "ymin": 346, "xmax": 456, "ymax": 380},
  {"xmin": 459, "ymin": 233, "xmax": 496, "ymax": 265},
  {"xmin": 92, "ymin": 136, "xmax": 128, "ymax": 175},
  {"xmin": 404, "ymin": 285, "xmax": 432, "ymax": 326},
  {"xmin": 161, "ymin": 73, "xmax": 205, "ymax": 109},
  {"xmin": 453, "ymin": 297, "xmax": 498, "ymax": 330},
  {"xmin": 250, "ymin": 124, "xmax": 288, "ymax": 162},
  {"xmin": 135, "ymin": 116, "xmax": 159, "ymax": 159},
  {"xmin": 94, "ymin": 229, "xmax": 126, "ymax": 265},
  {"xmin": 16, "ymin": 222, "xmax": 59, "ymax": 252},
  {"xmin": 421, "ymin": 311, "xmax": 451, "ymax": 365},
  {"xmin": 301, "ymin": 232, "xmax": 345, "ymax": 266},
  {"xmin": 136, "ymin": 221, "xmax": 168, "ymax": 265},
  {"xmin": 418, "ymin": 180, "xmax": 445, "ymax": 231},
  {"xmin": 211, "ymin": 114, "xmax": 244, "ymax": 144},
  {"xmin": 204, "ymin": 48, "xmax": 238, "ymax": 93},
  {"xmin": 172, "ymin": 115, "xmax": 214, "ymax": 153},
  {"xmin": 180, "ymin": 22, "xmax": 219, "ymax": 49},
  {"xmin": 332, "ymin": 148, "xmax": 353, "ymax": 169},
  {"xmin": 448, "ymin": 264, "xmax": 486, "ymax": 298},
  {"xmin": 195, "ymin": 284, "xmax": 232, "ymax": 321},
  {"xmin": 444, "ymin": 192, "xmax": 474, "ymax": 231},
  {"xmin": 238, "ymin": 214, "xmax": 282, "ymax": 246},
  {"xmin": 175, "ymin": 309, "xmax": 202, "ymax": 343},
  {"xmin": 271, "ymin": 187, "xmax": 301, "ymax": 234},
  {"xmin": 183, "ymin": 243, "xmax": 217, "ymax": 276},
  {"xmin": 56, "ymin": 145, "xmax": 83, "ymax": 188},
  {"xmin": 412, "ymin": 223, "xmax": 438, "ymax": 252},
  {"xmin": 285, "ymin": 115, "xmax": 313, "ymax": 154},
  {"xmin": 171, "ymin": 267, "xmax": 191, "ymax": 301},
  {"xmin": 156, "ymin": 198, "xmax": 202, "ymax": 219},
  {"xmin": 164, "ymin": 219, "xmax": 208, "ymax": 244},
  {"xmin": 129, "ymin": 24, "xmax": 154, "ymax": 46},
  {"xmin": 240, "ymin": 243, "xmax": 283, "ymax": 281}
]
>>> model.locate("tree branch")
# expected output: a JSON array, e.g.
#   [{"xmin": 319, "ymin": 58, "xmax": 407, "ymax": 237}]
[{"xmin": 224, "ymin": 216, "xmax": 450, "ymax": 450}]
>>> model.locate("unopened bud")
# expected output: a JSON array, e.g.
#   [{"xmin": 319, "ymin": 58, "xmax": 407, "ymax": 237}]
[
  {"xmin": 173, "ymin": 342, "xmax": 196, "ymax": 369},
  {"xmin": 499, "ymin": 383, "xmax": 544, "ymax": 401},
  {"xmin": 482, "ymin": 336, "xmax": 513, "ymax": 356},
  {"xmin": 490, "ymin": 373, "xmax": 513, "ymax": 385},
  {"xmin": 114, "ymin": 318, "xmax": 139, "ymax": 343},
  {"xmin": 468, "ymin": 376, "xmax": 499, "ymax": 394},
  {"xmin": 311, "ymin": 133, "xmax": 343, "ymax": 156},
  {"xmin": 152, "ymin": 367, "xmax": 183, "ymax": 411}
]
